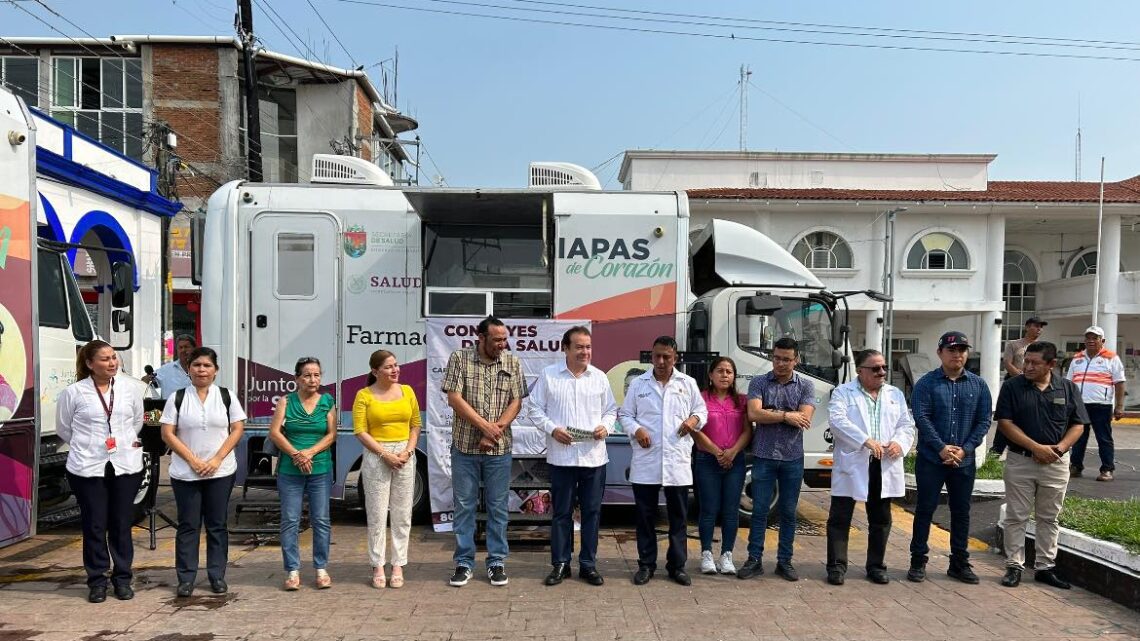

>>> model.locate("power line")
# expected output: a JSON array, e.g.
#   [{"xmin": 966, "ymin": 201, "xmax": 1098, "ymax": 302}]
[
  {"xmin": 305, "ymin": 0, "xmax": 358, "ymax": 68},
  {"xmin": 746, "ymin": 79, "xmax": 853, "ymax": 151},
  {"xmin": 333, "ymin": 0, "xmax": 1140, "ymax": 62}
]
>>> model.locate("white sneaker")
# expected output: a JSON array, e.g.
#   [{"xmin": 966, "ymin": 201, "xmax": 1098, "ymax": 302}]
[
  {"xmin": 718, "ymin": 551, "xmax": 737, "ymax": 575},
  {"xmin": 700, "ymin": 550, "xmax": 717, "ymax": 574}
]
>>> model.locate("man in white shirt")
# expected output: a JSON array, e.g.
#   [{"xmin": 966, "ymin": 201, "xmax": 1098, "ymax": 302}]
[
  {"xmin": 1065, "ymin": 325, "xmax": 1126, "ymax": 482},
  {"xmin": 619, "ymin": 336, "xmax": 707, "ymax": 586},
  {"xmin": 527, "ymin": 326, "xmax": 617, "ymax": 587},
  {"xmin": 149, "ymin": 335, "xmax": 195, "ymax": 399}
]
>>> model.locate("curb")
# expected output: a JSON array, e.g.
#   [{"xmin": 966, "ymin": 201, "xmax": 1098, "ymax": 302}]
[{"xmin": 904, "ymin": 472, "xmax": 1005, "ymax": 497}]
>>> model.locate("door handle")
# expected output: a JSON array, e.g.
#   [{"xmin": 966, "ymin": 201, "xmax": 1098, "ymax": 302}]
[{"xmin": 256, "ymin": 315, "xmax": 267, "ymax": 328}]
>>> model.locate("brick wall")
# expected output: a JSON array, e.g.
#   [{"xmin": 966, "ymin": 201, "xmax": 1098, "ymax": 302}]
[{"xmin": 356, "ymin": 84, "xmax": 373, "ymax": 162}]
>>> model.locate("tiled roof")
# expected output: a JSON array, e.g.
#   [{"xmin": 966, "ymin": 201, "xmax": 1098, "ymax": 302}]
[{"xmin": 688, "ymin": 175, "xmax": 1140, "ymax": 204}]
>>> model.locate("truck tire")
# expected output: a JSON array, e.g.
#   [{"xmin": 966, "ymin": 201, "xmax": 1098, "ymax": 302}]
[
  {"xmin": 738, "ymin": 466, "xmax": 779, "ymax": 524},
  {"xmin": 356, "ymin": 454, "xmax": 431, "ymax": 526}
]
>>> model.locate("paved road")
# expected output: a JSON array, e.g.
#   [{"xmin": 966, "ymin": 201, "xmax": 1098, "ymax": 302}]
[{"xmin": 2, "ymin": 485, "xmax": 1138, "ymax": 641}]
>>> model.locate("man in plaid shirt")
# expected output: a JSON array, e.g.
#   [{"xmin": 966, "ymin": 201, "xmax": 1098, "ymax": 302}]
[{"xmin": 442, "ymin": 316, "xmax": 527, "ymax": 588}]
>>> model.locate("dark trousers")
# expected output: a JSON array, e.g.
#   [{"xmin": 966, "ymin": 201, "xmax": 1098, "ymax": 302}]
[
  {"xmin": 1071, "ymin": 404, "xmax": 1115, "ymax": 473},
  {"xmin": 909, "ymin": 455, "xmax": 975, "ymax": 560},
  {"xmin": 826, "ymin": 458, "xmax": 891, "ymax": 574},
  {"xmin": 549, "ymin": 464, "xmax": 606, "ymax": 569},
  {"xmin": 67, "ymin": 463, "xmax": 144, "ymax": 588},
  {"xmin": 171, "ymin": 474, "xmax": 236, "ymax": 583},
  {"xmin": 632, "ymin": 483, "xmax": 688, "ymax": 573}
]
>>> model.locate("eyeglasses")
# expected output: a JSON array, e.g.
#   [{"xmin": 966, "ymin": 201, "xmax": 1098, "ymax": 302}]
[
  {"xmin": 772, "ymin": 356, "xmax": 796, "ymax": 364},
  {"xmin": 859, "ymin": 365, "xmax": 888, "ymax": 373}
]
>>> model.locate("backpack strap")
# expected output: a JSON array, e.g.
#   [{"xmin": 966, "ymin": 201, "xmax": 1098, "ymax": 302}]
[
  {"xmin": 219, "ymin": 387, "xmax": 232, "ymax": 421},
  {"xmin": 174, "ymin": 387, "xmax": 186, "ymax": 430}
]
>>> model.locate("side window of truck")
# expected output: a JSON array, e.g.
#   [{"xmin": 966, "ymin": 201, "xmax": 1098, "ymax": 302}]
[{"xmin": 37, "ymin": 248, "xmax": 70, "ymax": 329}]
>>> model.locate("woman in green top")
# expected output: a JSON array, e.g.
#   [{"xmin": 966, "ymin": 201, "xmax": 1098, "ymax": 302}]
[{"xmin": 269, "ymin": 357, "xmax": 337, "ymax": 591}]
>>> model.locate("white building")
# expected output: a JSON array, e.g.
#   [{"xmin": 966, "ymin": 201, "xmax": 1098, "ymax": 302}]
[{"xmin": 620, "ymin": 150, "xmax": 1140, "ymax": 406}]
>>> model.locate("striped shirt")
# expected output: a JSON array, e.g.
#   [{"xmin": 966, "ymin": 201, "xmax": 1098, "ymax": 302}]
[
  {"xmin": 858, "ymin": 383, "xmax": 883, "ymax": 441},
  {"xmin": 1066, "ymin": 349, "xmax": 1126, "ymax": 406},
  {"xmin": 442, "ymin": 346, "xmax": 528, "ymax": 456},
  {"xmin": 525, "ymin": 363, "xmax": 617, "ymax": 468}
]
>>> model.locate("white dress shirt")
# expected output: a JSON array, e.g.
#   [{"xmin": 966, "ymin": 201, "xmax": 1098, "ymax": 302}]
[
  {"xmin": 57, "ymin": 377, "xmax": 145, "ymax": 477},
  {"xmin": 526, "ymin": 363, "xmax": 617, "ymax": 468},
  {"xmin": 160, "ymin": 385, "xmax": 247, "ymax": 481},
  {"xmin": 154, "ymin": 360, "xmax": 191, "ymax": 400},
  {"xmin": 619, "ymin": 369, "xmax": 708, "ymax": 486}
]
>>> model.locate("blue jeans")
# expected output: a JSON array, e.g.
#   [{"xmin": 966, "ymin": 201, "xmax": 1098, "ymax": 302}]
[
  {"xmin": 451, "ymin": 447, "xmax": 511, "ymax": 570},
  {"xmin": 278, "ymin": 471, "xmax": 332, "ymax": 572},
  {"xmin": 909, "ymin": 455, "xmax": 975, "ymax": 560},
  {"xmin": 1071, "ymin": 404, "xmax": 1115, "ymax": 473},
  {"xmin": 549, "ymin": 464, "xmax": 606, "ymax": 568},
  {"xmin": 747, "ymin": 457, "xmax": 803, "ymax": 563},
  {"xmin": 693, "ymin": 451, "xmax": 746, "ymax": 553}
]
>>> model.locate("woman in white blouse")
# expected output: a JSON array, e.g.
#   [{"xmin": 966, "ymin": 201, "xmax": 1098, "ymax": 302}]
[
  {"xmin": 57, "ymin": 340, "xmax": 145, "ymax": 604},
  {"xmin": 160, "ymin": 347, "xmax": 246, "ymax": 598}
]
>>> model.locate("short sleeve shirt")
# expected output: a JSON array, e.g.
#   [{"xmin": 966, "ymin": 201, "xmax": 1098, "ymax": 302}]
[
  {"xmin": 747, "ymin": 371, "xmax": 816, "ymax": 461},
  {"xmin": 995, "ymin": 374, "xmax": 1089, "ymax": 451},
  {"xmin": 1002, "ymin": 337, "xmax": 1033, "ymax": 373},
  {"xmin": 442, "ymin": 346, "xmax": 528, "ymax": 456}
]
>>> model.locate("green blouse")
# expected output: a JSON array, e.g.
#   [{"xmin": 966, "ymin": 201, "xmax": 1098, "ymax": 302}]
[{"xmin": 278, "ymin": 392, "xmax": 335, "ymax": 476}]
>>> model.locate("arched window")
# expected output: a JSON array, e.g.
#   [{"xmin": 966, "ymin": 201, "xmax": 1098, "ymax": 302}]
[
  {"xmin": 1002, "ymin": 250, "xmax": 1038, "ymax": 342},
  {"xmin": 792, "ymin": 231, "xmax": 853, "ymax": 269},
  {"xmin": 906, "ymin": 232, "xmax": 969, "ymax": 270},
  {"xmin": 1068, "ymin": 249, "xmax": 1097, "ymax": 277}
]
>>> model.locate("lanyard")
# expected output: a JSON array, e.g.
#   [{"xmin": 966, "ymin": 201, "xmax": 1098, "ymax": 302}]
[{"xmin": 93, "ymin": 377, "xmax": 115, "ymax": 435}]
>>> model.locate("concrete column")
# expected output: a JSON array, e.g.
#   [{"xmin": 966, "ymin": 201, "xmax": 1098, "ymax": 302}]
[
  {"xmin": 1097, "ymin": 214, "xmax": 1122, "ymax": 348},
  {"xmin": 864, "ymin": 312, "xmax": 883, "ymax": 352},
  {"xmin": 980, "ymin": 212, "xmax": 1006, "ymax": 404}
]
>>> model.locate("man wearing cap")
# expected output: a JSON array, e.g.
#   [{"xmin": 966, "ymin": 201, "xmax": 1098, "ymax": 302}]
[
  {"xmin": 996, "ymin": 318, "xmax": 1047, "ymax": 455},
  {"xmin": 907, "ymin": 331, "xmax": 992, "ymax": 584},
  {"xmin": 1064, "ymin": 326, "xmax": 1125, "ymax": 482},
  {"xmin": 996, "ymin": 341, "xmax": 1087, "ymax": 589}
]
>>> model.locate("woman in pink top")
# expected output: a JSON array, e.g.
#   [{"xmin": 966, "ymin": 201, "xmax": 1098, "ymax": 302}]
[{"xmin": 691, "ymin": 357, "xmax": 751, "ymax": 575}]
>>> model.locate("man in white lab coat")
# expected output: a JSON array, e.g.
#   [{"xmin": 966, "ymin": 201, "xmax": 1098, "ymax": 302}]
[
  {"xmin": 825, "ymin": 349, "xmax": 915, "ymax": 586},
  {"xmin": 619, "ymin": 336, "xmax": 708, "ymax": 586}
]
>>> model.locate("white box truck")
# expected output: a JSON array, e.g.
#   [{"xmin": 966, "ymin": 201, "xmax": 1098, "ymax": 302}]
[{"xmin": 200, "ymin": 155, "xmax": 882, "ymax": 523}]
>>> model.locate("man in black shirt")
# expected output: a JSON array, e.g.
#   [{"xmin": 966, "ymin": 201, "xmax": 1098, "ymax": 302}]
[{"xmin": 995, "ymin": 341, "xmax": 1088, "ymax": 590}]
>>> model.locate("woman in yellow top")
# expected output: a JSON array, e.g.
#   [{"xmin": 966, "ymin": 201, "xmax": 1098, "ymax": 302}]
[{"xmin": 353, "ymin": 349, "xmax": 421, "ymax": 589}]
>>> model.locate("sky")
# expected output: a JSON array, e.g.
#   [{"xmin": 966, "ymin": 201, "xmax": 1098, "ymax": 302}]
[{"xmin": 5, "ymin": 0, "xmax": 1140, "ymax": 188}]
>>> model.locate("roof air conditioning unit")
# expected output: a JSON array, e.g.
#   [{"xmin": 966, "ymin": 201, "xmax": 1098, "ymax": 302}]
[
  {"xmin": 528, "ymin": 162, "xmax": 602, "ymax": 190},
  {"xmin": 311, "ymin": 154, "xmax": 394, "ymax": 186}
]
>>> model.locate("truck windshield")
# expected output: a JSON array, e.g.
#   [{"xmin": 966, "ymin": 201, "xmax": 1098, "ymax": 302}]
[{"xmin": 736, "ymin": 297, "xmax": 838, "ymax": 384}]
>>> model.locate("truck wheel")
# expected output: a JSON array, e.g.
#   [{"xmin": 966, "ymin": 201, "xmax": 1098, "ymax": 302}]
[
  {"xmin": 131, "ymin": 452, "xmax": 159, "ymax": 524},
  {"xmin": 738, "ymin": 466, "xmax": 779, "ymax": 524}
]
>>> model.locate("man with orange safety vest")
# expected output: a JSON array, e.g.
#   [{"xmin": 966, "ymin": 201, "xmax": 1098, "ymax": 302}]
[{"xmin": 1064, "ymin": 326, "xmax": 1125, "ymax": 482}]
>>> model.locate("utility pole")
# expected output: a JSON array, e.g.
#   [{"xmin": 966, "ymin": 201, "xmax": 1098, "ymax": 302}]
[
  {"xmin": 151, "ymin": 121, "xmax": 178, "ymax": 360},
  {"xmin": 739, "ymin": 64, "xmax": 751, "ymax": 151},
  {"xmin": 238, "ymin": 0, "xmax": 263, "ymax": 182},
  {"xmin": 881, "ymin": 207, "xmax": 907, "ymax": 380}
]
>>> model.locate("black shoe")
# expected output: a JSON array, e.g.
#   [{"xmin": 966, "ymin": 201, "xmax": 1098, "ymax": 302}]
[
  {"xmin": 775, "ymin": 562, "xmax": 799, "ymax": 582},
  {"xmin": 736, "ymin": 556, "xmax": 764, "ymax": 580},
  {"xmin": 580, "ymin": 567, "xmax": 604, "ymax": 586},
  {"xmin": 113, "ymin": 584, "xmax": 134, "ymax": 600},
  {"xmin": 632, "ymin": 566, "xmax": 654, "ymax": 585},
  {"xmin": 668, "ymin": 569, "xmax": 692, "ymax": 586},
  {"xmin": 88, "ymin": 585, "xmax": 107, "ymax": 603},
  {"xmin": 1000, "ymin": 567, "xmax": 1022, "ymax": 588},
  {"xmin": 1069, "ymin": 465, "xmax": 1082, "ymax": 478},
  {"xmin": 907, "ymin": 556, "xmax": 927, "ymax": 583},
  {"xmin": 1034, "ymin": 569, "xmax": 1071, "ymax": 590},
  {"xmin": 487, "ymin": 566, "xmax": 509, "ymax": 587},
  {"xmin": 448, "ymin": 566, "xmax": 473, "ymax": 587},
  {"xmin": 947, "ymin": 562, "xmax": 979, "ymax": 585},
  {"xmin": 867, "ymin": 570, "xmax": 890, "ymax": 585},
  {"xmin": 209, "ymin": 578, "xmax": 228, "ymax": 594},
  {"xmin": 176, "ymin": 582, "xmax": 194, "ymax": 598},
  {"xmin": 826, "ymin": 570, "xmax": 845, "ymax": 586},
  {"xmin": 544, "ymin": 563, "xmax": 571, "ymax": 586}
]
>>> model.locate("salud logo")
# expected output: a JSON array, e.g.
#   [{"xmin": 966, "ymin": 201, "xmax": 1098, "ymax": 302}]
[{"xmin": 343, "ymin": 225, "xmax": 367, "ymax": 258}]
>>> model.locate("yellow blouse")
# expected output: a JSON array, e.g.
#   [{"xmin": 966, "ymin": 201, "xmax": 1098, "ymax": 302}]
[{"xmin": 352, "ymin": 384, "xmax": 422, "ymax": 442}]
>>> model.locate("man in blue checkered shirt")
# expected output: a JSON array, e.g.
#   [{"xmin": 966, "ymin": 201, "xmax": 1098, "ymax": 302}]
[{"xmin": 906, "ymin": 331, "xmax": 992, "ymax": 585}]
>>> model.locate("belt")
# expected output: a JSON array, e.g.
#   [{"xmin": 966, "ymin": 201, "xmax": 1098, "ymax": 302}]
[{"xmin": 1008, "ymin": 445, "xmax": 1063, "ymax": 459}]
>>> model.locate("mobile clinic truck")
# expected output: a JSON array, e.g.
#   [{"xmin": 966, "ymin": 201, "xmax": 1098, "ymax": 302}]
[
  {"xmin": 0, "ymin": 87, "xmax": 178, "ymax": 544},
  {"xmin": 200, "ymin": 156, "xmax": 875, "ymax": 524}
]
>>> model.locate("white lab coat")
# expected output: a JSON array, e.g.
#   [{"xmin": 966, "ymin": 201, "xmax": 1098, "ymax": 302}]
[
  {"xmin": 619, "ymin": 369, "xmax": 708, "ymax": 486},
  {"xmin": 828, "ymin": 381, "xmax": 915, "ymax": 501}
]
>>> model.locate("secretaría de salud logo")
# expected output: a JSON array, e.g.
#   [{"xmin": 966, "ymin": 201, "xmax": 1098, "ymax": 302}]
[{"xmin": 343, "ymin": 225, "xmax": 367, "ymax": 258}]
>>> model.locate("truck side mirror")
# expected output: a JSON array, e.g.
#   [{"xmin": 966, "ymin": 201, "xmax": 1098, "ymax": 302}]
[
  {"xmin": 111, "ymin": 261, "xmax": 133, "ymax": 308},
  {"xmin": 112, "ymin": 309, "xmax": 132, "ymax": 333},
  {"xmin": 830, "ymin": 322, "xmax": 848, "ymax": 350}
]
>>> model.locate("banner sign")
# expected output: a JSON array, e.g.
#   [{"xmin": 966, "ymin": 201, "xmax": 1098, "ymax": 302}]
[{"xmin": 425, "ymin": 317, "xmax": 586, "ymax": 532}]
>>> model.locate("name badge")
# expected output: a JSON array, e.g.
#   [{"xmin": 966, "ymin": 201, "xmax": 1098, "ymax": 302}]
[
  {"xmin": 1052, "ymin": 398, "xmax": 1066, "ymax": 405},
  {"xmin": 105, "ymin": 436, "xmax": 117, "ymax": 454}
]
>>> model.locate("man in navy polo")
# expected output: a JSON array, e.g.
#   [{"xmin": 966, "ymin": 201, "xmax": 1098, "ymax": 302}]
[{"xmin": 907, "ymin": 331, "xmax": 992, "ymax": 584}]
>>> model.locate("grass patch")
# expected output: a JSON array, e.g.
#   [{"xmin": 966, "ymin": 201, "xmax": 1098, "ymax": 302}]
[
  {"xmin": 1060, "ymin": 497, "xmax": 1140, "ymax": 554},
  {"xmin": 903, "ymin": 452, "xmax": 1004, "ymax": 480}
]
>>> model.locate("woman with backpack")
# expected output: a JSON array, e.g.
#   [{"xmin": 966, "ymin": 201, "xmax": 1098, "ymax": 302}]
[{"xmin": 160, "ymin": 346, "xmax": 246, "ymax": 597}]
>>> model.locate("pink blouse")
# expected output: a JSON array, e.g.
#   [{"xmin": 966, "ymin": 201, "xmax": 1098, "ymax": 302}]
[{"xmin": 701, "ymin": 390, "xmax": 747, "ymax": 450}]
